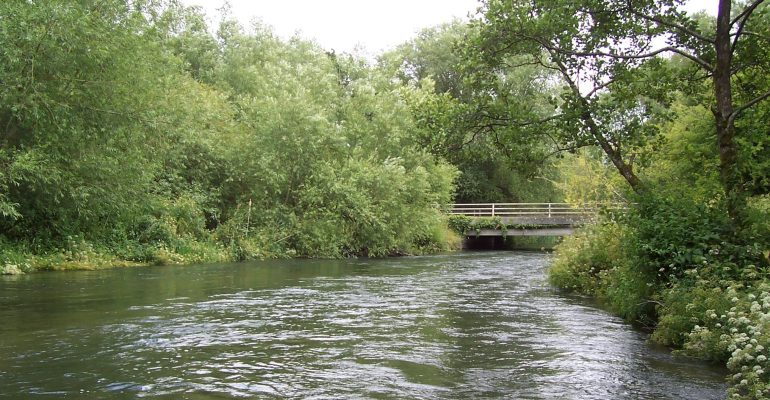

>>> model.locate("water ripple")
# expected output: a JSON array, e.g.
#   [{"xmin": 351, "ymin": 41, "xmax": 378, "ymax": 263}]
[{"xmin": 0, "ymin": 252, "xmax": 726, "ymax": 399}]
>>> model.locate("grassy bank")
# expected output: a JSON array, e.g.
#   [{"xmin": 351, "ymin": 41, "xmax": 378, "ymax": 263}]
[{"xmin": 0, "ymin": 221, "xmax": 463, "ymax": 275}]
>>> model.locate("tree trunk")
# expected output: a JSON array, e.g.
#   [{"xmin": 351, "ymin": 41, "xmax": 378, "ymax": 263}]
[
  {"xmin": 584, "ymin": 112, "xmax": 644, "ymax": 193},
  {"xmin": 713, "ymin": 0, "xmax": 745, "ymax": 226},
  {"xmin": 558, "ymin": 61, "xmax": 645, "ymax": 194}
]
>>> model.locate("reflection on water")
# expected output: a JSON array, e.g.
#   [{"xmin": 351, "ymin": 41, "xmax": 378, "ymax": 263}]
[{"xmin": 0, "ymin": 252, "xmax": 726, "ymax": 399}]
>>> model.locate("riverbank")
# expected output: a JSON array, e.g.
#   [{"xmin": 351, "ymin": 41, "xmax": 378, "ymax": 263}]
[
  {"xmin": 547, "ymin": 197, "xmax": 770, "ymax": 400},
  {"xmin": 0, "ymin": 226, "xmax": 561, "ymax": 275},
  {"xmin": 0, "ymin": 225, "xmax": 464, "ymax": 274}
]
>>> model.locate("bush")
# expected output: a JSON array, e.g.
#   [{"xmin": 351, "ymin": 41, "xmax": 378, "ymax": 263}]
[
  {"xmin": 683, "ymin": 283, "xmax": 770, "ymax": 400},
  {"xmin": 447, "ymin": 214, "xmax": 474, "ymax": 234},
  {"xmin": 549, "ymin": 190, "xmax": 770, "ymax": 398},
  {"xmin": 548, "ymin": 221, "xmax": 626, "ymax": 295},
  {"xmin": 599, "ymin": 259, "xmax": 657, "ymax": 325},
  {"xmin": 744, "ymin": 195, "xmax": 770, "ymax": 254},
  {"xmin": 408, "ymin": 216, "xmax": 463, "ymax": 254},
  {"xmin": 623, "ymin": 194, "xmax": 731, "ymax": 283},
  {"xmin": 653, "ymin": 279, "xmax": 734, "ymax": 350}
]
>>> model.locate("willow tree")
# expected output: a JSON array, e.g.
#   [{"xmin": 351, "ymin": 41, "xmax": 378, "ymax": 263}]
[
  {"xmin": 0, "ymin": 0, "xmax": 183, "ymax": 240},
  {"xmin": 474, "ymin": 0, "xmax": 770, "ymax": 225}
]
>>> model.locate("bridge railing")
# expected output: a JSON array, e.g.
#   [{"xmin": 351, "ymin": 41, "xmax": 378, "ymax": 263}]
[{"xmin": 448, "ymin": 203, "xmax": 622, "ymax": 218}]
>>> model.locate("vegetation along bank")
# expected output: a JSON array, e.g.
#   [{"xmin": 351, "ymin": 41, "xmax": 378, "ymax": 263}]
[{"xmin": 1, "ymin": 1, "xmax": 769, "ymax": 398}]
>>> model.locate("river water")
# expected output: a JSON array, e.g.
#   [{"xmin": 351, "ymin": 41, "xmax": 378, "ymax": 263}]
[{"xmin": 0, "ymin": 252, "xmax": 726, "ymax": 399}]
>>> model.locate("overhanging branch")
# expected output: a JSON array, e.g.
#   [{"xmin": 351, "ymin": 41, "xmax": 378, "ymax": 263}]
[
  {"xmin": 536, "ymin": 38, "xmax": 715, "ymax": 72},
  {"xmin": 730, "ymin": 0, "xmax": 765, "ymax": 27}
]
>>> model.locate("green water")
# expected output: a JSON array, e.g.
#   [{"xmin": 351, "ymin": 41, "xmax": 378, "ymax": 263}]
[{"xmin": 0, "ymin": 252, "xmax": 726, "ymax": 399}]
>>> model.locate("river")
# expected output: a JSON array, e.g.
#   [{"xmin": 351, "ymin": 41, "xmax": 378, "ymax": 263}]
[{"xmin": 0, "ymin": 251, "xmax": 726, "ymax": 399}]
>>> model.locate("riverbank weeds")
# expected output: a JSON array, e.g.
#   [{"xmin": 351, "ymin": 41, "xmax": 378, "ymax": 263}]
[
  {"xmin": 0, "ymin": 219, "xmax": 461, "ymax": 274},
  {"xmin": 549, "ymin": 195, "xmax": 770, "ymax": 399}
]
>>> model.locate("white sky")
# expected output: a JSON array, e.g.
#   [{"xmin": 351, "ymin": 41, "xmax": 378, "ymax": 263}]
[
  {"xmin": 181, "ymin": 0, "xmax": 480, "ymax": 56},
  {"xmin": 180, "ymin": 0, "xmax": 719, "ymax": 55}
]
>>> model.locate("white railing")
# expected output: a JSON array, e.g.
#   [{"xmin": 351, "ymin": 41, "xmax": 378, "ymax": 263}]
[{"xmin": 449, "ymin": 203, "xmax": 620, "ymax": 218}]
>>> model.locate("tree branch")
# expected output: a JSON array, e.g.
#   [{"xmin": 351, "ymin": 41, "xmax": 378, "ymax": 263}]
[
  {"xmin": 544, "ymin": 143, "xmax": 590, "ymax": 159},
  {"xmin": 731, "ymin": 0, "xmax": 766, "ymax": 51},
  {"xmin": 533, "ymin": 35, "xmax": 715, "ymax": 72},
  {"xmin": 627, "ymin": 7, "xmax": 715, "ymax": 44},
  {"xmin": 492, "ymin": 130, "xmax": 513, "ymax": 159},
  {"xmin": 730, "ymin": 0, "xmax": 765, "ymax": 27},
  {"xmin": 730, "ymin": 88, "xmax": 770, "ymax": 124},
  {"xmin": 480, "ymin": 113, "xmax": 565, "ymax": 127},
  {"xmin": 547, "ymin": 49, "xmax": 644, "ymax": 192},
  {"xmin": 458, "ymin": 123, "xmax": 494, "ymax": 148},
  {"xmin": 732, "ymin": 30, "xmax": 770, "ymax": 43},
  {"xmin": 586, "ymin": 77, "xmax": 618, "ymax": 98},
  {"xmin": 499, "ymin": 59, "xmax": 548, "ymax": 70}
]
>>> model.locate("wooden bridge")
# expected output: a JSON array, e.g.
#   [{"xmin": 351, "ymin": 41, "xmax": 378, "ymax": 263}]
[{"xmin": 449, "ymin": 203, "xmax": 605, "ymax": 237}]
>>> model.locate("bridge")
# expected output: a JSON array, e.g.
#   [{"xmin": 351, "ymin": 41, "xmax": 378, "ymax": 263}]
[{"xmin": 449, "ymin": 203, "xmax": 601, "ymax": 237}]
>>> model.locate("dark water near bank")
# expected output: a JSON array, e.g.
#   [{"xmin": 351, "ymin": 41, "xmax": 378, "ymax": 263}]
[{"xmin": 0, "ymin": 252, "xmax": 726, "ymax": 399}]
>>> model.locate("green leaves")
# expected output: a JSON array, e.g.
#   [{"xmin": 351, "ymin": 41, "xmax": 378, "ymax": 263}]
[{"xmin": 0, "ymin": 1, "xmax": 460, "ymax": 260}]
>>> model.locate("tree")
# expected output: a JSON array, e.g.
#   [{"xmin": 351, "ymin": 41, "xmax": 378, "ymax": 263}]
[
  {"xmin": 0, "ymin": 0, "xmax": 181, "ymax": 240},
  {"xmin": 382, "ymin": 22, "xmax": 562, "ymax": 203},
  {"xmin": 474, "ymin": 0, "xmax": 770, "ymax": 224},
  {"xmin": 380, "ymin": 21, "xmax": 471, "ymax": 99}
]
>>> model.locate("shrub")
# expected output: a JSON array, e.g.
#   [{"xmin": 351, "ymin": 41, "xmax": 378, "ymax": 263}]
[
  {"xmin": 623, "ymin": 194, "xmax": 730, "ymax": 283},
  {"xmin": 548, "ymin": 221, "xmax": 626, "ymax": 295},
  {"xmin": 653, "ymin": 279, "xmax": 734, "ymax": 350},
  {"xmin": 683, "ymin": 283, "xmax": 770, "ymax": 400},
  {"xmin": 599, "ymin": 259, "xmax": 657, "ymax": 325},
  {"xmin": 447, "ymin": 214, "xmax": 473, "ymax": 235}
]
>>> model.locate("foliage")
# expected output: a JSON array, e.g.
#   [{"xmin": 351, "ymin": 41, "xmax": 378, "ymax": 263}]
[
  {"xmin": 472, "ymin": 0, "xmax": 770, "ymax": 227},
  {"xmin": 624, "ymin": 194, "xmax": 732, "ymax": 283},
  {"xmin": 448, "ymin": 215, "xmax": 504, "ymax": 236},
  {"xmin": 702, "ymin": 285, "xmax": 770, "ymax": 399},
  {"xmin": 447, "ymin": 215, "xmax": 570, "ymax": 238},
  {"xmin": 745, "ymin": 196, "xmax": 770, "ymax": 244},
  {"xmin": 549, "ymin": 80, "xmax": 770, "ymax": 398},
  {"xmin": 668, "ymin": 281, "xmax": 770, "ymax": 399},
  {"xmin": 2, "ymin": 2, "xmax": 767, "ymax": 398},
  {"xmin": 384, "ymin": 22, "xmax": 562, "ymax": 204},
  {"xmin": 555, "ymin": 150, "xmax": 631, "ymax": 205},
  {"xmin": 640, "ymin": 101, "xmax": 721, "ymax": 203},
  {"xmin": 549, "ymin": 221, "xmax": 627, "ymax": 296},
  {"xmin": 447, "ymin": 215, "xmax": 474, "ymax": 235},
  {"xmin": 0, "ymin": 1, "xmax": 461, "ymax": 270}
]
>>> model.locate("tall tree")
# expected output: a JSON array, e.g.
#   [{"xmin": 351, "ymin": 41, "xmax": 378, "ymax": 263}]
[
  {"xmin": 474, "ymin": 0, "xmax": 770, "ymax": 224},
  {"xmin": 382, "ymin": 22, "xmax": 562, "ymax": 202}
]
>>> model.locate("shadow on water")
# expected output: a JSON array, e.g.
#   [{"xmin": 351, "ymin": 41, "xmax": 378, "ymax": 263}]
[
  {"xmin": 0, "ymin": 252, "xmax": 727, "ymax": 399},
  {"xmin": 463, "ymin": 235, "xmax": 507, "ymax": 250},
  {"xmin": 463, "ymin": 236, "xmax": 560, "ymax": 251}
]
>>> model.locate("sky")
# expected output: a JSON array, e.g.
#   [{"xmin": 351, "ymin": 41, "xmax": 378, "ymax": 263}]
[
  {"xmin": 180, "ymin": 0, "xmax": 719, "ymax": 56},
  {"xmin": 180, "ymin": 0, "xmax": 479, "ymax": 56}
]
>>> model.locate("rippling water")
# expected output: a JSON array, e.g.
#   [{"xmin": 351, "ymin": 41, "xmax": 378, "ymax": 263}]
[{"xmin": 0, "ymin": 252, "xmax": 726, "ymax": 399}]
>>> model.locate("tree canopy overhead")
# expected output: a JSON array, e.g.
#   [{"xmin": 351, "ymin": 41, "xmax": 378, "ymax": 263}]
[{"xmin": 472, "ymin": 0, "xmax": 770, "ymax": 223}]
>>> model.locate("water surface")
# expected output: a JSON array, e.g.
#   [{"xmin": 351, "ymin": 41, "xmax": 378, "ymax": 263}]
[{"xmin": 0, "ymin": 252, "xmax": 726, "ymax": 399}]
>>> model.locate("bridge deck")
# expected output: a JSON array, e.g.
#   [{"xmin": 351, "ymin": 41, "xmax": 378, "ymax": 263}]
[{"xmin": 449, "ymin": 203, "xmax": 620, "ymax": 237}]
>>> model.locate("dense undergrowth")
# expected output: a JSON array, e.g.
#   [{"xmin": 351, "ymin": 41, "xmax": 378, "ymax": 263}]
[
  {"xmin": 0, "ymin": 221, "xmax": 462, "ymax": 274},
  {"xmin": 549, "ymin": 194, "xmax": 770, "ymax": 398}
]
